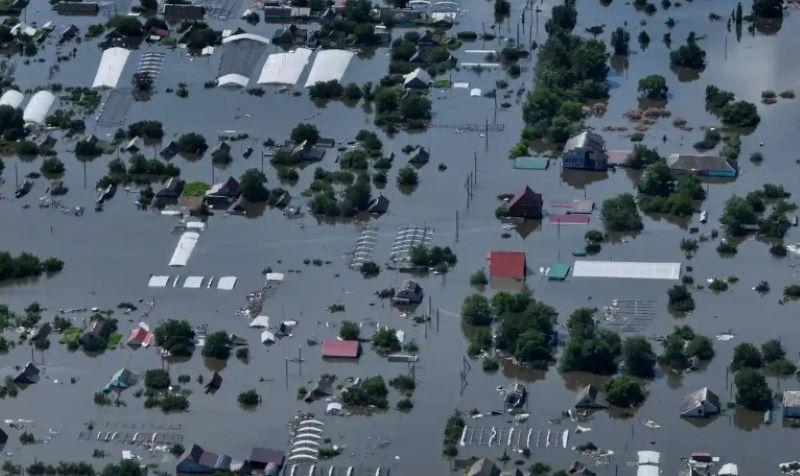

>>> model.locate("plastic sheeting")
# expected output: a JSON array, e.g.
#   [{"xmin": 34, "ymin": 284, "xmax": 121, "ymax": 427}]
[
  {"xmin": 257, "ymin": 48, "xmax": 312, "ymax": 86},
  {"xmin": 0, "ymin": 90, "xmax": 24, "ymax": 109},
  {"xmin": 169, "ymin": 231, "xmax": 199, "ymax": 267},
  {"xmin": 23, "ymin": 90, "xmax": 56, "ymax": 125},
  {"xmin": 91, "ymin": 47, "xmax": 130, "ymax": 89},
  {"xmin": 304, "ymin": 49, "xmax": 354, "ymax": 87},
  {"xmin": 573, "ymin": 261, "xmax": 681, "ymax": 280}
]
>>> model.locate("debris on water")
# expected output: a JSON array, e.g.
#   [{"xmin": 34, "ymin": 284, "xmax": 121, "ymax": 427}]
[{"xmin": 642, "ymin": 419, "xmax": 661, "ymax": 429}]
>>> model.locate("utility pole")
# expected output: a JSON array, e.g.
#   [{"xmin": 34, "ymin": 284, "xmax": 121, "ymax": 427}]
[
  {"xmin": 455, "ymin": 210, "xmax": 459, "ymax": 242},
  {"xmin": 473, "ymin": 152, "xmax": 478, "ymax": 186}
]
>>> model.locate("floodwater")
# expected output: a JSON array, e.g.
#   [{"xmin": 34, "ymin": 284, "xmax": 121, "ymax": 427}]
[{"xmin": 1, "ymin": 0, "xmax": 800, "ymax": 474}]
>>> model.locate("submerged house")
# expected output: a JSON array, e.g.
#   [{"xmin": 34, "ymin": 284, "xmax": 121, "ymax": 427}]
[
  {"xmin": 247, "ymin": 447, "xmax": 284, "ymax": 475},
  {"xmin": 467, "ymin": 458, "xmax": 501, "ymax": 476},
  {"xmin": 13, "ymin": 362, "xmax": 40, "ymax": 384},
  {"xmin": 784, "ymin": 391, "xmax": 800, "ymax": 418},
  {"xmin": 289, "ymin": 140, "xmax": 326, "ymax": 162},
  {"xmin": 176, "ymin": 444, "xmax": 232, "ymax": 474},
  {"xmin": 156, "ymin": 177, "xmax": 185, "ymax": 199},
  {"xmin": 30, "ymin": 322, "xmax": 52, "ymax": 343},
  {"xmin": 204, "ymin": 177, "xmax": 240, "ymax": 205},
  {"xmin": 575, "ymin": 384, "xmax": 606, "ymax": 408},
  {"xmin": 666, "ymin": 153, "xmax": 737, "ymax": 177},
  {"xmin": 487, "ymin": 250, "xmax": 526, "ymax": 281},
  {"xmin": 272, "ymin": 24, "xmax": 307, "ymax": 45},
  {"xmin": 506, "ymin": 186, "xmax": 543, "ymax": 220},
  {"xmin": 562, "ymin": 131, "xmax": 608, "ymax": 171},
  {"xmin": 104, "ymin": 368, "xmax": 134, "ymax": 393},
  {"xmin": 367, "ymin": 194, "xmax": 390, "ymax": 214},
  {"xmin": 79, "ymin": 319, "xmax": 112, "ymax": 350},
  {"xmin": 321, "ymin": 339, "xmax": 360, "ymax": 359},
  {"xmin": 392, "ymin": 280, "xmax": 423, "ymax": 305},
  {"xmin": 403, "ymin": 67, "xmax": 432, "ymax": 89},
  {"xmin": 408, "ymin": 146, "xmax": 430, "ymax": 166},
  {"xmin": 680, "ymin": 387, "xmax": 721, "ymax": 418}
]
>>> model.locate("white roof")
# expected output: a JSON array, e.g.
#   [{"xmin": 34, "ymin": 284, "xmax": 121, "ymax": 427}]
[
  {"xmin": 637, "ymin": 466, "xmax": 659, "ymax": 476},
  {"xmin": 249, "ymin": 315, "xmax": 271, "ymax": 328},
  {"xmin": 222, "ymin": 33, "xmax": 270, "ymax": 45},
  {"xmin": 0, "ymin": 90, "xmax": 24, "ymax": 109},
  {"xmin": 257, "ymin": 48, "xmax": 312, "ymax": 86},
  {"xmin": 183, "ymin": 276, "xmax": 204, "ymax": 288},
  {"xmin": 402, "ymin": 67, "xmax": 431, "ymax": 87},
  {"xmin": 637, "ymin": 451, "xmax": 661, "ymax": 465},
  {"xmin": 217, "ymin": 276, "xmax": 237, "ymax": 290},
  {"xmin": 185, "ymin": 221, "xmax": 206, "ymax": 231},
  {"xmin": 261, "ymin": 330, "xmax": 276, "ymax": 344},
  {"xmin": 91, "ymin": 47, "xmax": 130, "ymax": 89},
  {"xmin": 169, "ymin": 231, "xmax": 199, "ymax": 267},
  {"xmin": 265, "ymin": 272, "xmax": 285, "ymax": 282},
  {"xmin": 217, "ymin": 73, "xmax": 250, "ymax": 88},
  {"xmin": 718, "ymin": 463, "xmax": 738, "ymax": 475},
  {"xmin": 201, "ymin": 46, "xmax": 215, "ymax": 56},
  {"xmin": 147, "ymin": 275, "xmax": 170, "ymax": 288},
  {"xmin": 22, "ymin": 90, "xmax": 56, "ymax": 125},
  {"xmin": 326, "ymin": 402, "xmax": 343, "ymax": 414},
  {"xmin": 304, "ymin": 49, "xmax": 355, "ymax": 87},
  {"xmin": 573, "ymin": 261, "xmax": 681, "ymax": 280}
]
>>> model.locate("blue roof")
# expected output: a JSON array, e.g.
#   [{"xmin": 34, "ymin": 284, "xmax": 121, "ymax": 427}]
[
  {"xmin": 513, "ymin": 156, "xmax": 549, "ymax": 170},
  {"xmin": 547, "ymin": 263, "xmax": 571, "ymax": 280}
]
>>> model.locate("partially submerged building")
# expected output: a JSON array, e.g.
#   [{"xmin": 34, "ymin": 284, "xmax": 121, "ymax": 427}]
[
  {"xmin": 13, "ymin": 362, "xmax": 40, "ymax": 384},
  {"xmin": 53, "ymin": 1, "xmax": 99, "ymax": 16},
  {"xmin": 467, "ymin": 458, "xmax": 501, "ymax": 476},
  {"xmin": 176, "ymin": 444, "xmax": 232, "ymax": 474},
  {"xmin": 91, "ymin": 47, "xmax": 131, "ymax": 89},
  {"xmin": 22, "ymin": 90, "xmax": 56, "ymax": 126},
  {"xmin": 204, "ymin": 176, "xmax": 240, "ymax": 205},
  {"xmin": 666, "ymin": 153, "xmax": 737, "ymax": 177},
  {"xmin": 104, "ymin": 368, "xmax": 134, "ymax": 393},
  {"xmin": 680, "ymin": 387, "xmax": 721, "ymax": 418},
  {"xmin": 784, "ymin": 390, "xmax": 800, "ymax": 418},
  {"xmin": 79, "ymin": 319, "xmax": 112, "ymax": 350},
  {"xmin": 156, "ymin": 177, "xmax": 185, "ymax": 199},
  {"xmin": 367, "ymin": 194, "xmax": 390, "ymax": 214},
  {"xmin": 0, "ymin": 89, "xmax": 24, "ymax": 109},
  {"xmin": 247, "ymin": 447, "xmax": 284, "ymax": 475},
  {"xmin": 403, "ymin": 67, "xmax": 432, "ymax": 89},
  {"xmin": 392, "ymin": 279, "xmax": 423, "ymax": 305},
  {"xmin": 163, "ymin": 3, "xmax": 206, "ymax": 22},
  {"xmin": 272, "ymin": 24, "xmax": 307, "ymax": 46},
  {"xmin": 562, "ymin": 131, "xmax": 608, "ymax": 171},
  {"xmin": 575, "ymin": 384, "xmax": 606, "ymax": 409},
  {"xmin": 321, "ymin": 339, "xmax": 361, "ymax": 359},
  {"xmin": 506, "ymin": 186, "xmax": 543, "ymax": 219},
  {"xmin": 408, "ymin": 146, "xmax": 430, "ymax": 166},
  {"xmin": 487, "ymin": 250, "xmax": 526, "ymax": 281}
]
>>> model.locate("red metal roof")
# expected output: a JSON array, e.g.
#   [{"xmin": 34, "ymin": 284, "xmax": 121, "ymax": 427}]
[
  {"xmin": 322, "ymin": 339, "xmax": 360, "ymax": 358},
  {"xmin": 125, "ymin": 327, "xmax": 152, "ymax": 347},
  {"xmin": 487, "ymin": 251, "xmax": 526, "ymax": 280},
  {"xmin": 548, "ymin": 214, "xmax": 590, "ymax": 225}
]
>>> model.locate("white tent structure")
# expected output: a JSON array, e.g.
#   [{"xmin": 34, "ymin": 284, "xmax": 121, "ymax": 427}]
[
  {"xmin": 261, "ymin": 330, "xmax": 276, "ymax": 344},
  {"xmin": 217, "ymin": 276, "xmax": 237, "ymax": 290},
  {"xmin": 249, "ymin": 315, "xmax": 271, "ymax": 328},
  {"xmin": 23, "ymin": 90, "xmax": 56, "ymax": 125},
  {"xmin": 169, "ymin": 231, "xmax": 199, "ymax": 267},
  {"xmin": 217, "ymin": 73, "xmax": 250, "ymax": 88},
  {"xmin": 91, "ymin": 47, "xmax": 131, "ymax": 89},
  {"xmin": 221, "ymin": 33, "xmax": 270, "ymax": 45},
  {"xmin": 304, "ymin": 49, "xmax": 355, "ymax": 87},
  {"xmin": 0, "ymin": 89, "xmax": 24, "ymax": 109},
  {"xmin": 572, "ymin": 261, "xmax": 681, "ymax": 280},
  {"xmin": 257, "ymin": 48, "xmax": 312, "ymax": 86}
]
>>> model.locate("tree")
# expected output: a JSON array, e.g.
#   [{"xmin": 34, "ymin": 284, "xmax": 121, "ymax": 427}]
[
  {"xmin": 144, "ymin": 369, "xmax": 170, "ymax": 390},
  {"xmin": 139, "ymin": 0, "xmax": 158, "ymax": 10},
  {"xmin": 637, "ymin": 74, "xmax": 668, "ymax": 100},
  {"xmin": 154, "ymin": 319, "xmax": 195, "ymax": 357},
  {"xmin": 623, "ymin": 336, "xmax": 656, "ymax": 378},
  {"xmin": 626, "ymin": 144, "xmax": 661, "ymax": 169},
  {"xmin": 721, "ymin": 101, "xmax": 760, "ymax": 128},
  {"xmin": 720, "ymin": 195, "xmax": 757, "ymax": 236},
  {"xmin": 399, "ymin": 94, "xmax": 431, "ymax": 121},
  {"xmin": 374, "ymin": 88, "xmax": 399, "ymax": 113},
  {"xmin": 686, "ymin": 335, "xmax": 714, "ymax": 360},
  {"xmin": 761, "ymin": 339, "xmax": 785, "ymax": 363},
  {"xmin": 0, "ymin": 105, "xmax": 24, "ymax": 136},
  {"xmin": 638, "ymin": 160, "xmax": 673, "ymax": 196},
  {"xmin": 397, "ymin": 166, "xmax": 418, "ymax": 187},
  {"xmin": 101, "ymin": 460, "xmax": 144, "ymax": 476},
  {"xmin": 470, "ymin": 270, "xmax": 488, "ymax": 287},
  {"xmin": 606, "ymin": 375, "xmax": 645, "ymax": 407},
  {"xmin": 239, "ymin": 169, "xmax": 269, "ymax": 202},
  {"xmin": 238, "ymin": 389, "xmax": 260, "ymax": 406},
  {"xmin": 732, "ymin": 343, "xmax": 762, "ymax": 370},
  {"xmin": 291, "ymin": 123, "xmax": 319, "ymax": 144},
  {"xmin": 638, "ymin": 30, "xmax": 650, "ymax": 49},
  {"xmin": 106, "ymin": 16, "xmax": 143, "ymax": 37},
  {"xmin": 461, "ymin": 294, "xmax": 492, "ymax": 325},
  {"xmin": 670, "ymin": 32, "xmax": 706, "ymax": 69},
  {"xmin": 40, "ymin": 157, "xmax": 65, "ymax": 176},
  {"xmin": 176, "ymin": 133, "xmax": 208, "ymax": 155},
  {"xmin": 667, "ymin": 285, "xmax": 695, "ymax": 313},
  {"xmin": 127, "ymin": 120, "xmax": 163, "ymax": 139},
  {"xmin": 372, "ymin": 328, "xmax": 400, "ymax": 352},
  {"xmin": 75, "ymin": 140, "xmax": 102, "ymax": 158},
  {"xmin": 514, "ymin": 329, "xmax": 551, "ymax": 363},
  {"xmin": 752, "ymin": 0, "xmax": 783, "ymax": 17},
  {"xmin": 601, "ymin": 193, "xmax": 643, "ymax": 232},
  {"xmin": 202, "ymin": 331, "xmax": 232, "ymax": 360},
  {"xmin": 610, "ymin": 27, "xmax": 630, "ymax": 55},
  {"xmin": 494, "ymin": 0, "xmax": 510, "ymax": 15},
  {"xmin": 342, "ymin": 375, "xmax": 388, "ymax": 408},
  {"xmin": 339, "ymin": 321, "xmax": 360, "ymax": 340},
  {"xmin": 734, "ymin": 368, "xmax": 772, "ymax": 410}
]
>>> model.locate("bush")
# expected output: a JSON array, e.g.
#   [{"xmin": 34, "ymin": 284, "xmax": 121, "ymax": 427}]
[
  {"xmin": 40, "ymin": 157, "xmax": 65, "ymax": 176},
  {"xmin": 153, "ymin": 319, "xmax": 195, "ymax": 357},
  {"xmin": 360, "ymin": 261, "xmax": 380, "ymax": 277},
  {"xmin": 397, "ymin": 398, "xmax": 413, "ymax": 410},
  {"xmin": 397, "ymin": 166, "xmax": 418, "ymax": 187},
  {"xmin": 389, "ymin": 374, "xmax": 416, "ymax": 394},
  {"xmin": 470, "ymin": 270, "xmax": 488, "ymax": 287},
  {"xmin": 202, "ymin": 331, "xmax": 231, "ymax": 360},
  {"xmin": 342, "ymin": 376, "xmax": 388, "ymax": 409},
  {"xmin": 461, "ymin": 294, "xmax": 492, "ymax": 325},
  {"xmin": 637, "ymin": 74, "xmax": 668, "ymax": 100},
  {"xmin": 238, "ymin": 389, "xmax": 260, "ymax": 407},
  {"xmin": 41, "ymin": 258, "xmax": 64, "ymax": 273},
  {"xmin": 482, "ymin": 357, "xmax": 499, "ymax": 371}
]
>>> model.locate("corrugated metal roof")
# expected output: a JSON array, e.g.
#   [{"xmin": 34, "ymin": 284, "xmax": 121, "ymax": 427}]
[
  {"xmin": 488, "ymin": 251, "xmax": 525, "ymax": 280},
  {"xmin": 573, "ymin": 261, "xmax": 681, "ymax": 280},
  {"xmin": 321, "ymin": 339, "xmax": 360, "ymax": 358}
]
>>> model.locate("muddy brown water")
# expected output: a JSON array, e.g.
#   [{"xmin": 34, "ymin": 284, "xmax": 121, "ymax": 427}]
[{"xmin": 1, "ymin": 0, "xmax": 800, "ymax": 474}]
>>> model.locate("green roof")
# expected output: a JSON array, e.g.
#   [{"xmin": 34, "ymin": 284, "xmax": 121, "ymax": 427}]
[
  {"xmin": 513, "ymin": 156, "xmax": 549, "ymax": 170},
  {"xmin": 547, "ymin": 262, "xmax": 571, "ymax": 280}
]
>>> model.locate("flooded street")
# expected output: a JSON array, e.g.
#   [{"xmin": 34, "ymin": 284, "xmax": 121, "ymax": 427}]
[{"xmin": 1, "ymin": 0, "xmax": 800, "ymax": 474}]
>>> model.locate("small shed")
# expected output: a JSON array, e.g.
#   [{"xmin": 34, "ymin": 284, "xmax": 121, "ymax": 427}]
[
  {"xmin": 403, "ymin": 68, "xmax": 431, "ymax": 89},
  {"xmin": 784, "ymin": 391, "xmax": 800, "ymax": 418},
  {"xmin": 408, "ymin": 147, "xmax": 430, "ymax": 166},
  {"xmin": 392, "ymin": 280, "xmax": 423, "ymax": 305},
  {"xmin": 13, "ymin": 362, "xmax": 40, "ymax": 384},
  {"xmin": 367, "ymin": 194, "xmax": 390, "ymax": 214},
  {"xmin": 575, "ymin": 384, "xmax": 606, "ymax": 408},
  {"xmin": 321, "ymin": 339, "xmax": 360, "ymax": 359},
  {"xmin": 507, "ymin": 186, "xmax": 543, "ymax": 219},
  {"xmin": 156, "ymin": 178, "xmax": 185, "ymax": 199}
]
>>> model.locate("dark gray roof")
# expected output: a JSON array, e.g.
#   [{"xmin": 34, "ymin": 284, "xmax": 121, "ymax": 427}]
[
  {"xmin": 680, "ymin": 387, "xmax": 720, "ymax": 414},
  {"xmin": 666, "ymin": 153, "xmax": 736, "ymax": 174},
  {"xmin": 54, "ymin": 2, "xmax": 100, "ymax": 15},
  {"xmin": 163, "ymin": 3, "xmax": 205, "ymax": 20}
]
